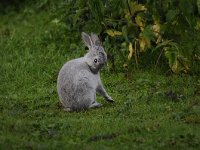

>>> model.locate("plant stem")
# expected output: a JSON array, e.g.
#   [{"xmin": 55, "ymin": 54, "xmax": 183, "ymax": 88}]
[
  {"xmin": 155, "ymin": 48, "xmax": 164, "ymax": 69},
  {"xmin": 134, "ymin": 40, "xmax": 139, "ymax": 69}
]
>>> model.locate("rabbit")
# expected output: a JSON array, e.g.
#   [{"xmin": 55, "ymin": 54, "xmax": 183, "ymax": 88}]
[{"xmin": 57, "ymin": 32, "xmax": 114, "ymax": 111}]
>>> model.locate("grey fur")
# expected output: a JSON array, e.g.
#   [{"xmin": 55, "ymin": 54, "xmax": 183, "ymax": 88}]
[{"xmin": 57, "ymin": 32, "xmax": 114, "ymax": 111}]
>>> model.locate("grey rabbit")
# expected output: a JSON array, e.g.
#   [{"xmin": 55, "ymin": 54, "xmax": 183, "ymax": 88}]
[{"xmin": 57, "ymin": 32, "xmax": 114, "ymax": 111}]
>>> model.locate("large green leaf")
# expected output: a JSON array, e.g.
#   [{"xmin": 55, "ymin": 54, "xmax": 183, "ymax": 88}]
[
  {"xmin": 166, "ymin": 9, "xmax": 179, "ymax": 22},
  {"xmin": 198, "ymin": 0, "xmax": 200, "ymax": 15},
  {"xmin": 141, "ymin": 25, "xmax": 155, "ymax": 42},
  {"xmin": 164, "ymin": 46, "xmax": 189, "ymax": 73}
]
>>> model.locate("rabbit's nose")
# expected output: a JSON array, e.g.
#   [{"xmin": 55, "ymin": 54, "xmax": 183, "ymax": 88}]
[{"xmin": 100, "ymin": 61, "xmax": 105, "ymax": 65}]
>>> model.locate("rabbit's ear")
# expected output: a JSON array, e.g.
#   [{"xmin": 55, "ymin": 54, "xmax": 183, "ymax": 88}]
[
  {"xmin": 91, "ymin": 33, "xmax": 101, "ymax": 46},
  {"xmin": 82, "ymin": 32, "xmax": 93, "ymax": 48}
]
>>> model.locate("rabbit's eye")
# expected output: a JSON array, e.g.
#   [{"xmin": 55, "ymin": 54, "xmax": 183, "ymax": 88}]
[{"xmin": 94, "ymin": 59, "xmax": 97, "ymax": 63}]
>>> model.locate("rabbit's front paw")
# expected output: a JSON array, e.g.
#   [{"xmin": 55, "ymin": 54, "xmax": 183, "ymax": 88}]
[{"xmin": 106, "ymin": 96, "xmax": 114, "ymax": 103}]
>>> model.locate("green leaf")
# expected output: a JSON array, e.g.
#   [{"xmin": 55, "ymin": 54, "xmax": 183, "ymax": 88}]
[
  {"xmin": 164, "ymin": 46, "xmax": 189, "ymax": 73},
  {"xmin": 166, "ymin": 9, "xmax": 179, "ymax": 22},
  {"xmin": 198, "ymin": 0, "xmax": 200, "ymax": 15},
  {"xmin": 164, "ymin": 47, "xmax": 178, "ymax": 70},
  {"xmin": 152, "ymin": 40, "xmax": 177, "ymax": 52},
  {"xmin": 141, "ymin": 25, "xmax": 155, "ymax": 41},
  {"xmin": 106, "ymin": 29, "xmax": 122, "ymax": 37},
  {"xmin": 179, "ymin": 0, "xmax": 193, "ymax": 16},
  {"xmin": 122, "ymin": 26, "xmax": 129, "ymax": 42},
  {"xmin": 128, "ymin": 42, "xmax": 134, "ymax": 60},
  {"xmin": 129, "ymin": 1, "xmax": 147, "ymax": 15}
]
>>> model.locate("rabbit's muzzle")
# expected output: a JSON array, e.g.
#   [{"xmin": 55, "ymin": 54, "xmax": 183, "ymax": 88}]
[{"xmin": 99, "ymin": 52, "xmax": 107, "ymax": 65}]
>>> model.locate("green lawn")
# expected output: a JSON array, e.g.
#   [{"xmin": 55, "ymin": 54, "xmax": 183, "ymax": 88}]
[{"xmin": 0, "ymin": 7, "xmax": 200, "ymax": 150}]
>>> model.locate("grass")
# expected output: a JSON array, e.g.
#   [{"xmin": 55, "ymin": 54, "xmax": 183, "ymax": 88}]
[{"xmin": 0, "ymin": 4, "xmax": 200, "ymax": 150}]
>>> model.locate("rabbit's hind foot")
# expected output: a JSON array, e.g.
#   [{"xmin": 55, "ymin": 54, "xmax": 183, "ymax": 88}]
[
  {"xmin": 63, "ymin": 107, "xmax": 72, "ymax": 112},
  {"xmin": 89, "ymin": 102, "xmax": 102, "ymax": 109}
]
